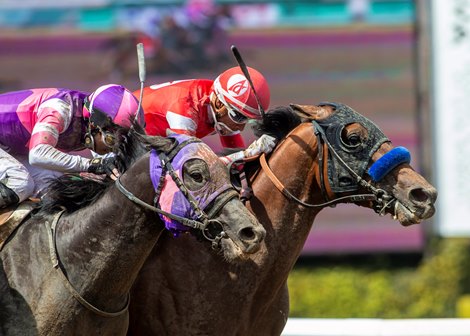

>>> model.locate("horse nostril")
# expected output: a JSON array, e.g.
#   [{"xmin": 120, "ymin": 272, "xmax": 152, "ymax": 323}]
[
  {"xmin": 239, "ymin": 227, "xmax": 265, "ymax": 243},
  {"xmin": 410, "ymin": 187, "xmax": 437, "ymax": 204}
]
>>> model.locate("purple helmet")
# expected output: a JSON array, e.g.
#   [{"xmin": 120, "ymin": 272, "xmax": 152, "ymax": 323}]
[{"xmin": 84, "ymin": 84, "xmax": 143, "ymax": 128}]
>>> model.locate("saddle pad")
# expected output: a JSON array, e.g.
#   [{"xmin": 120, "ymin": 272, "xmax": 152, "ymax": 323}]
[{"xmin": 0, "ymin": 201, "xmax": 35, "ymax": 250}]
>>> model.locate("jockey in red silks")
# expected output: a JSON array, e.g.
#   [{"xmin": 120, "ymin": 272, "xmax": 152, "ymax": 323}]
[
  {"xmin": 136, "ymin": 66, "xmax": 277, "ymax": 165},
  {"xmin": 0, "ymin": 84, "xmax": 143, "ymax": 209}
]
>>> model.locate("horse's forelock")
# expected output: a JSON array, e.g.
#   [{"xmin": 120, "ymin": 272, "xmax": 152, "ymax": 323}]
[{"xmin": 253, "ymin": 106, "xmax": 302, "ymax": 141}]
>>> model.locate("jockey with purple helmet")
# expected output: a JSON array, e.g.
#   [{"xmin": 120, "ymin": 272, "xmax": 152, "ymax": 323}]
[{"xmin": 0, "ymin": 84, "xmax": 142, "ymax": 209}]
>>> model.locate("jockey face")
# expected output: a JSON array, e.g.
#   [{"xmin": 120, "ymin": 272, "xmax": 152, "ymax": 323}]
[
  {"xmin": 210, "ymin": 94, "xmax": 247, "ymax": 136},
  {"xmin": 89, "ymin": 128, "xmax": 115, "ymax": 155}
]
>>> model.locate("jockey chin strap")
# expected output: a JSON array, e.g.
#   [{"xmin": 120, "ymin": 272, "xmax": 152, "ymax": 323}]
[{"xmin": 208, "ymin": 98, "xmax": 238, "ymax": 135}]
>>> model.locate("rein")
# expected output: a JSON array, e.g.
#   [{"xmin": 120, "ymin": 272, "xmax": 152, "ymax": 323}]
[
  {"xmin": 115, "ymin": 137, "xmax": 238, "ymax": 245},
  {"xmin": 45, "ymin": 138, "xmax": 237, "ymax": 318},
  {"xmin": 115, "ymin": 177, "xmax": 238, "ymax": 244},
  {"xmin": 259, "ymin": 154, "xmax": 377, "ymax": 208},
  {"xmin": 45, "ymin": 208, "xmax": 135, "ymax": 318},
  {"xmin": 259, "ymin": 120, "xmax": 395, "ymax": 213}
]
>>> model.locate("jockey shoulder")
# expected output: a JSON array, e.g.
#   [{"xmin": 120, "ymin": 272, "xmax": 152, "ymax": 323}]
[{"xmin": 0, "ymin": 84, "xmax": 141, "ymax": 207}]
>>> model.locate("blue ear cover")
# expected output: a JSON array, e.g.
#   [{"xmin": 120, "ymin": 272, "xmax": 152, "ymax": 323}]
[{"xmin": 368, "ymin": 146, "xmax": 411, "ymax": 182}]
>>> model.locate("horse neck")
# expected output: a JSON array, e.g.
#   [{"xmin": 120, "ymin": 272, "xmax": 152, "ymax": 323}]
[
  {"xmin": 56, "ymin": 153, "xmax": 162, "ymax": 304},
  {"xmin": 249, "ymin": 122, "xmax": 324, "ymax": 270}
]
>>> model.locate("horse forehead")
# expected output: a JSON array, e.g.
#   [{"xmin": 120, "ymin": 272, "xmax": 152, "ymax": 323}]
[
  {"xmin": 174, "ymin": 143, "xmax": 219, "ymax": 165},
  {"xmin": 344, "ymin": 122, "xmax": 368, "ymax": 135}
]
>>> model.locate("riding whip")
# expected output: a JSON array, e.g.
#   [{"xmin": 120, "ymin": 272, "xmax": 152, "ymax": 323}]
[
  {"xmin": 135, "ymin": 43, "xmax": 146, "ymax": 124},
  {"xmin": 230, "ymin": 45, "xmax": 266, "ymax": 119}
]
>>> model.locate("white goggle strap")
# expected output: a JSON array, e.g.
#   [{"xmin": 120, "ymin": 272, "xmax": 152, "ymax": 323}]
[{"xmin": 208, "ymin": 97, "xmax": 237, "ymax": 135}]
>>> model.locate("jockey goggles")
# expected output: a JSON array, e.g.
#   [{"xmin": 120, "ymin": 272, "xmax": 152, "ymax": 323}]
[{"xmin": 216, "ymin": 92, "xmax": 249, "ymax": 124}]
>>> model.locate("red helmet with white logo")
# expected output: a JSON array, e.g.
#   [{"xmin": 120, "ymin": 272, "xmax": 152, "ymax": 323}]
[{"xmin": 213, "ymin": 66, "xmax": 270, "ymax": 120}]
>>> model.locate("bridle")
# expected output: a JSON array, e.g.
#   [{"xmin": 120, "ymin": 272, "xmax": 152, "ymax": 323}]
[
  {"xmin": 45, "ymin": 138, "xmax": 238, "ymax": 318},
  {"xmin": 259, "ymin": 117, "xmax": 397, "ymax": 216},
  {"xmin": 115, "ymin": 137, "xmax": 238, "ymax": 247}
]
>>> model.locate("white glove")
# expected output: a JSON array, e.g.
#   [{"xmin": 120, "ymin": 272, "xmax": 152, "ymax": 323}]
[
  {"xmin": 219, "ymin": 135, "xmax": 277, "ymax": 166},
  {"xmin": 243, "ymin": 134, "xmax": 277, "ymax": 158}
]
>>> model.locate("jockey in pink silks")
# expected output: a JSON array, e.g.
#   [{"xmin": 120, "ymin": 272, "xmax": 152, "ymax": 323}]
[{"xmin": 0, "ymin": 84, "xmax": 143, "ymax": 209}]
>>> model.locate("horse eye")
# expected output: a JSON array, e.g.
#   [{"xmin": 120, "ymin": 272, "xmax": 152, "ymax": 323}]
[
  {"xmin": 183, "ymin": 158, "xmax": 210, "ymax": 191},
  {"xmin": 191, "ymin": 172, "xmax": 204, "ymax": 183},
  {"xmin": 347, "ymin": 134, "xmax": 362, "ymax": 147}
]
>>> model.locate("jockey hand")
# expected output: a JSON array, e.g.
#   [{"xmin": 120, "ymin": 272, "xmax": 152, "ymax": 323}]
[
  {"xmin": 87, "ymin": 157, "xmax": 120, "ymax": 180},
  {"xmin": 243, "ymin": 134, "xmax": 277, "ymax": 158},
  {"xmin": 219, "ymin": 135, "xmax": 277, "ymax": 166}
]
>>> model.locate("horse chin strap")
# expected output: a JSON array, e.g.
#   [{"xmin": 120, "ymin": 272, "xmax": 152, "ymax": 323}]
[{"xmin": 259, "ymin": 121, "xmax": 397, "ymax": 215}]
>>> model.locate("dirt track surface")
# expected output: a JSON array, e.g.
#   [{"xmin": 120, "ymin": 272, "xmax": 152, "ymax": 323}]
[{"xmin": 0, "ymin": 25, "xmax": 425, "ymax": 254}]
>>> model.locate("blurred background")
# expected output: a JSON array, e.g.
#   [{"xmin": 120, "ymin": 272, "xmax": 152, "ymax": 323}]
[{"xmin": 1, "ymin": 0, "xmax": 469, "ymax": 321}]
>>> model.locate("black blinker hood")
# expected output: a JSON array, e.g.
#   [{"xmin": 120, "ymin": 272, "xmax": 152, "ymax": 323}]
[{"xmin": 315, "ymin": 102, "xmax": 389, "ymax": 193}]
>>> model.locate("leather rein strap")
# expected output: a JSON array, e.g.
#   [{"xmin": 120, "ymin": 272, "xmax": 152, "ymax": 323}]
[
  {"xmin": 45, "ymin": 208, "xmax": 137, "ymax": 318},
  {"xmin": 257, "ymin": 119, "xmax": 398, "ymax": 209},
  {"xmin": 259, "ymin": 153, "xmax": 376, "ymax": 208}
]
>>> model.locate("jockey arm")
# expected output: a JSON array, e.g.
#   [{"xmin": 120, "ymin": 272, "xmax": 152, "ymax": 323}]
[
  {"xmin": 28, "ymin": 98, "xmax": 90, "ymax": 173},
  {"xmin": 29, "ymin": 145, "xmax": 90, "ymax": 172}
]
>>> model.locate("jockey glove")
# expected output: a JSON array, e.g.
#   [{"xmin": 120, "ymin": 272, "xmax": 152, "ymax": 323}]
[
  {"xmin": 0, "ymin": 182, "xmax": 20, "ymax": 209},
  {"xmin": 87, "ymin": 156, "xmax": 118, "ymax": 177},
  {"xmin": 220, "ymin": 134, "xmax": 277, "ymax": 166},
  {"xmin": 243, "ymin": 134, "xmax": 277, "ymax": 158}
]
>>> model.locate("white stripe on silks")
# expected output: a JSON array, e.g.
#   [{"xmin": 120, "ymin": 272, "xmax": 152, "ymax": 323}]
[
  {"xmin": 38, "ymin": 98, "xmax": 72, "ymax": 130},
  {"xmin": 31, "ymin": 123, "xmax": 59, "ymax": 140},
  {"xmin": 166, "ymin": 111, "xmax": 197, "ymax": 133},
  {"xmin": 213, "ymin": 77, "xmax": 259, "ymax": 116},
  {"xmin": 89, "ymin": 84, "xmax": 116, "ymax": 113},
  {"xmin": 149, "ymin": 79, "xmax": 192, "ymax": 90}
]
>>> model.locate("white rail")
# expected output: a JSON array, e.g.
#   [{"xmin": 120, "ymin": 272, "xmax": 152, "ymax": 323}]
[{"xmin": 281, "ymin": 318, "xmax": 470, "ymax": 336}]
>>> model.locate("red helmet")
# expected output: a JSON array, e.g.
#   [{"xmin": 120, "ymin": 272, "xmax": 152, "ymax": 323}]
[{"xmin": 213, "ymin": 66, "xmax": 270, "ymax": 120}]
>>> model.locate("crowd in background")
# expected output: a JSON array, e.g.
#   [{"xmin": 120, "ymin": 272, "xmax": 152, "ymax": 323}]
[{"xmin": 107, "ymin": 0, "xmax": 234, "ymax": 78}]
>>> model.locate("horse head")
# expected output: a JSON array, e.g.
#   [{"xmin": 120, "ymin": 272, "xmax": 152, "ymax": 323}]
[
  {"xmin": 43, "ymin": 124, "xmax": 265, "ymax": 262},
  {"xmin": 115, "ymin": 131, "xmax": 266, "ymax": 260},
  {"xmin": 266, "ymin": 102, "xmax": 437, "ymax": 226}
]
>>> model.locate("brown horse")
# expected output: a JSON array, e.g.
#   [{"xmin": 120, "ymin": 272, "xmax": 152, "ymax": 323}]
[
  {"xmin": 127, "ymin": 103, "xmax": 437, "ymax": 336},
  {"xmin": 0, "ymin": 126, "xmax": 265, "ymax": 335}
]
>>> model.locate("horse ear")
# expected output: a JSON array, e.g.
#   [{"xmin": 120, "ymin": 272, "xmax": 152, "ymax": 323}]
[{"xmin": 289, "ymin": 104, "xmax": 330, "ymax": 120}]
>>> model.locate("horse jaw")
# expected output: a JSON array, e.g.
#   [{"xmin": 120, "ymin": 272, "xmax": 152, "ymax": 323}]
[
  {"xmin": 219, "ymin": 238, "xmax": 250, "ymax": 263},
  {"xmin": 393, "ymin": 201, "xmax": 425, "ymax": 226}
]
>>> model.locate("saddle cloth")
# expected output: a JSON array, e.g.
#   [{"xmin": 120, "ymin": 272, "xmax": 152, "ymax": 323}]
[{"xmin": 0, "ymin": 200, "xmax": 36, "ymax": 250}]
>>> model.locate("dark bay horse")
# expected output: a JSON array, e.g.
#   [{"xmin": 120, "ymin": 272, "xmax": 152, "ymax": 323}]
[
  {"xmin": 0, "ymin": 126, "xmax": 265, "ymax": 335},
  {"xmin": 127, "ymin": 103, "xmax": 437, "ymax": 336}
]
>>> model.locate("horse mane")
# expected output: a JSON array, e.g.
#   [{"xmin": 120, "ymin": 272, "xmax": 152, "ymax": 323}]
[
  {"xmin": 38, "ymin": 120, "xmax": 175, "ymax": 216},
  {"xmin": 252, "ymin": 105, "xmax": 302, "ymax": 141},
  {"xmin": 241, "ymin": 105, "xmax": 302, "ymax": 177}
]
